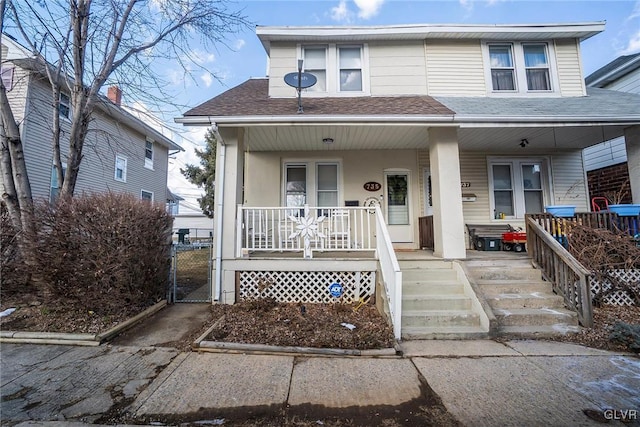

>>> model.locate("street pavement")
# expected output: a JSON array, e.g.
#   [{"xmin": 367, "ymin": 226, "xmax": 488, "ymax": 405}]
[{"xmin": 1, "ymin": 304, "xmax": 639, "ymax": 426}]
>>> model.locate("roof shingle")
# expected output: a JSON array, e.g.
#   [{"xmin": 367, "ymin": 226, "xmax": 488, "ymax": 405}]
[{"xmin": 184, "ymin": 78, "xmax": 454, "ymax": 117}]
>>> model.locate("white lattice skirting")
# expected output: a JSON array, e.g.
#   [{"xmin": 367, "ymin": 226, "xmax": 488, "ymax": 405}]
[
  {"xmin": 590, "ymin": 269, "xmax": 640, "ymax": 306},
  {"xmin": 238, "ymin": 271, "xmax": 375, "ymax": 303}
]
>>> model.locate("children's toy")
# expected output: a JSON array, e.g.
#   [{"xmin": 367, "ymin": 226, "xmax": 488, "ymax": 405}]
[{"xmin": 501, "ymin": 231, "xmax": 527, "ymax": 252}]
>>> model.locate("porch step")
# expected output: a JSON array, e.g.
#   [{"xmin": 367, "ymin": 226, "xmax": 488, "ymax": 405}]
[
  {"xmin": 464, "ymin": 258, "xmax": 580, "ymax": 337},
  {"xmin": 401, "ymin": 268, "xmax": 459, "ymax": 282},
  {"xmin": 403, "ymin": 280, "xmax": 465, "ymax": 295},
  {"xmin": 484, "ymin": 293, "xmax": 565, "ymax": 310},
  {"xmin": 401, "ymin": 310, "xmax": 481, "ymax": 328},
  {"xmin": 402, "ymin": 325, "xmax": 489, "ymax": 340},
  {"xmin": 402, "ymin": 295, "xmax": 472, "ymax": 311},
  {"xmin": 493, "ymin": 308, "xmax": 578, "ymax": 326}
]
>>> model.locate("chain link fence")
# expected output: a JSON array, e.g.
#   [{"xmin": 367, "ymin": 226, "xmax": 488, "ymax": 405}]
[{"xmin": 171, "ymin": 240, "xmax": 213, "ymax": 303}]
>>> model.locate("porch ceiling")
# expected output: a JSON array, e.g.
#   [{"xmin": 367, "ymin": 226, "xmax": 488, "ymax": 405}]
[{"xmin": 240, "ymin": 123, "xmax": 627, "ymax": 152}]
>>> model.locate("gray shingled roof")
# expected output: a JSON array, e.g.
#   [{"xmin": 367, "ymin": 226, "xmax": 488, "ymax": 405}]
[
  {"xmin": 585, "ymin": 53, "xmax": 640, "ymax": 87},
  {"xmin": 183, "ymin": 78, "xmax": 454, "ymax": 117},
  {"xmin": 434, "ymin": 88, "xmax": 640, "ymax": 121}
]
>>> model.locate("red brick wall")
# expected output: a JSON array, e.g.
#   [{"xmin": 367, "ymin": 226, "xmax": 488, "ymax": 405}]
[{"xmin": 587, "ymin": 162, "xmax": 632, "ymax": 209}]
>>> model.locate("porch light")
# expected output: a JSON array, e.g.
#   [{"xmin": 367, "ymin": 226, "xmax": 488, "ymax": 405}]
[
  {"xmin": 520, "ymin": 138, "xmax": 529, "ymax": 148},
  {"xmin": 322, "ymin": 138, "xmax": 334, "ymax": 145}
]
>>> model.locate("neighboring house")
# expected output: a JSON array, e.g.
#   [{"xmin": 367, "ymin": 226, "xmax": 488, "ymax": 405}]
[
  {"xmin": 1, "ymin": 35, "xmax": 182, "ymax": 204},
  {"xmin": 584, "ymin": 53, "xmax": 640, "ymax": 207},
  {"xmin": 166, "ymin": 189, "xmax": 214, "ymax": 242},
  {"xmin": 177, "ymin": 22, "xmax": 640, "ymax": 338}
]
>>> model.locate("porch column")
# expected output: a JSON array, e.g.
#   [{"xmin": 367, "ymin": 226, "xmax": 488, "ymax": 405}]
[
  {"xmin": 214, "ymin": 127, "xmax": 244, "ymax": 302},
  {"xmin": 624, "ymin": 125, "xmax": 640, "ymax": 204},
  {"xmin": 428, "ymin": 127, "xmax": 466, "ymax": 259}
]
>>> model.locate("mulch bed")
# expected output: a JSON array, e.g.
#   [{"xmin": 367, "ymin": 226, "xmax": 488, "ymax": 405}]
[{"xmin": 205, "ymin": 299, "xmax": 395, "ymax": 350}]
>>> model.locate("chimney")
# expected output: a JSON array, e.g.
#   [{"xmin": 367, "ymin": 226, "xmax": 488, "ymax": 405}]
[{"xmin": 107, "ymin": 85, "xmax": 122, "ymax": 106}]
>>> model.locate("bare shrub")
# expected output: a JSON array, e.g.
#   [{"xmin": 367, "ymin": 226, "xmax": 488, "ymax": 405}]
[
  {"xmin": 21, "ymin": 193, "xmax": 172, "ymax": 314},
  {"xmin": 1, "ymin": 205, "xmax": 31, "ymax": 297}
]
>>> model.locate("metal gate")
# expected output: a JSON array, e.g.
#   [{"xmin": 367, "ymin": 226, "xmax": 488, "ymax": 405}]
[{"xmin": 170, "ymin": 241, "xmax": 213, "ymax": 303}]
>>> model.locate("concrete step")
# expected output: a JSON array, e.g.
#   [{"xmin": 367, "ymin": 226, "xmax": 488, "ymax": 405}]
[
  {"xmin": 493, "ymin": 308, "xmax": 578, "ymax": 327},
  {"xmin": 476, "ymin": 280, "xmax": 552, "ymax": 294},
  {"xmin": 485, "ymin": 293, "xmax": 565, "ymax": 310},
  {"xmin": 398, "ymin": 260, "xmax": 453, "ymax": 270},
  {"xmin": 466, "ymin": 267, "xmax": 542, "ymax": 281},
  {"xmin": 464, "ymin": 259, "xmax": 533, "ymax": 268},
  {"xmin": 403, "ymin": 281, "xmax": 465, "ymax": 296},
  {"xmin": 498, "ymin": 324, "xmax": 581, "ymax": 337},
  {"xmin": 402, "ymin": 295, "xmax": 472, "ymax": 311},
  {"xmin": 401, "ymin": 325, "xmax": 489, "ymax": 340},
  {"xmin": 401, "ymin": 310, "xmax": 481, "ymax": 328},
  {"xmin": 401, "ymin": 268, "xmax": 458, "ymax": 282}
]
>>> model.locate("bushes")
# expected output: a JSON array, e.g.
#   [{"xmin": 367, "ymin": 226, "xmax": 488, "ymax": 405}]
[
  {"xmin": 609, "ymin": 322, "xmax": 640, "ymax": 353},
  {"xmin": 2, "ymin": 193, "xmax": 173, "ymax": 315}
]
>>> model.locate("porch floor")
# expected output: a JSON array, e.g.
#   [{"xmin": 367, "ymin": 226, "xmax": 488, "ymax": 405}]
[{"xmin": 244, "ymin": 248, "xmax": 530, "ymax": 261}]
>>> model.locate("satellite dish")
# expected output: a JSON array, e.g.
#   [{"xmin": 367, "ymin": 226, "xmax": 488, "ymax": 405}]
[{"xmin": 284, "ymin": 72, "xmax": 317, "ymax": 89}]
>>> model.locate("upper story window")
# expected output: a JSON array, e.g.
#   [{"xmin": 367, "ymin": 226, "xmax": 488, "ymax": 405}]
[
  {"xmin": 338, "ymin": 47, "xmax": 363, "ymax": 92},
  {"xmin": 145, "ymin": 140, "xmax": 154, "ymax": 169},
  {"xmin": 489, "ymin": 45, "xmax": 516, "ymax": 91},
  {"xmin": 299, "ymin": 44, "xmax": 368, "ymax": 95},
  {"xmin": 303, "ymin": 47, "xmax": 327, "ymax": 92},
  {"xmin": 59, "ymin": 92, "xmax": 71, "ymax": 119},
  {"xmin": 523, "ymin": 44, "xmax": 550, "ymax": 91},
  {"xmin": 484, "ymin": 42, "xmax": 557, "ymax": 95},
  {"xmin": 115, "ymin": 155, "xmax": 127, "ymax": 182}
]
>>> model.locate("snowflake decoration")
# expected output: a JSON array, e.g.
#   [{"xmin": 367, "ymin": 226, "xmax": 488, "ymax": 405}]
[{"xmin": 288, "ymin": 214, "xmax": 326, "ymax": 240}]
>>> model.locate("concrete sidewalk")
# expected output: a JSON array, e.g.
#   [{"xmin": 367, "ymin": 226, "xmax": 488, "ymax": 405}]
[{"xmin": 2, "ymin": 340, "xmax": 639, "ymax": 426}]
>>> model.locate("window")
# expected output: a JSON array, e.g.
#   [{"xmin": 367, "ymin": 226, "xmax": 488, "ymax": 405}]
[
  {"xmin": 489, "ymin": 158, "xmax": 547, "ymax": 219},
  {"xmin": 283, "ymin": 161, "xmax": 340, "ymax": 208},
  {"xmin": 338, "ymin": 47, "xmax": 362, "ymax": 92},
  {"xmin": 285, "ymin": 165, "xmax": 307, "ymax": 207},
  {"xmin": 303, "ymin": 47, "xmax": 326, "ymax": 92},
  {"xmin": 489, "ymin": 45, "xmax": 516, "ymax": 91},
  {"xmin": 114, "ymin": 155, "xmax": 127, "ymax": 182},
  {"xmin": 523, "ymin": 44, "xmax": 550, "ymax": 91},
  {"xmin": 484, "ymin": 42, "xmax": 556, "ymax": 94},
  {"xmin": 316, "ymin": 163, "xmax": 338, "ymax": 207},
  {"xmin": 1, "ymin": 65, "xmax": 14, "ymax": 91},
  {"xmin": 59, "ymin": 92, "xmax": 71, "ymax": 119},
  {"xmin": 49, "ymin": 163, "xmax": 67, "ymax": 202},
  {"xmin": 141, "ymin": 190, "xmax": 154, "ymax": 201},
  {"xmin": 145, "ymin": 140, "xmax": 154, "ymax": 169},
  {"xmin": 299, "ymin": 44, "xmax": 368, "ymax": 95}
]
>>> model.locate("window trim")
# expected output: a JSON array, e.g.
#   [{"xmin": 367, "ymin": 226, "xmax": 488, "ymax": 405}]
[
  {"xmin": 145, "ymin": 140, "xmax": 154, "ymax": 170},
  {"xmin": 114, "ymin": 154, "xmax": 128, "ymax": 182},
  {"xmin": 482, "ymin": 41, "xmax": 559, "ymax": 96},
  {"xmin": 297, "ymin": 43, "xmax": 369, "ymax": 96},
  {"xmin": 141, "ymin": 189, "xmax": 154, "ymax": 202},
  {"xmin": 487, "ymin": 157, "xmax": 551, "ymax": 220}
]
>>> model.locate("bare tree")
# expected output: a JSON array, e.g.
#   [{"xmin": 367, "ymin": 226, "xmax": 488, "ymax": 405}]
[{"xmin": 0, "ymin": 0, "xmax": 249, "ymax": 231}]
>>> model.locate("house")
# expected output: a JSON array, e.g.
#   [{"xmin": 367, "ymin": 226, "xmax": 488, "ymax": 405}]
[
  {"xmin": 177, "ymin": 22, "xmax": 640, "ymax": 339},
  {"xmin": 1, "ymin": 35, "xmax": 182, "ymax": 204},
  {"xmin": 584, "ymin": 53, "xmax": 640, "ymax": 208}
]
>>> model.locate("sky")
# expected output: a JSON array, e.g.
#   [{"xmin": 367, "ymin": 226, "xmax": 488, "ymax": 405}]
[{"xmin": 164, "ymin": 0, "xmax": 640, "ymax": 213}]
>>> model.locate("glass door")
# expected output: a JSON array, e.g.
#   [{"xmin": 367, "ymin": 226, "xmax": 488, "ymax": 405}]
[{"xmin": 384, "ymin": 170, "xmax": 413, "ymax": 242}]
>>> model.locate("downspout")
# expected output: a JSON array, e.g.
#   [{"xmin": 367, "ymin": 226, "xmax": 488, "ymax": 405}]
[{"xmin": 211, "ymin": 122, "xmax": 225, "ymax": 302}]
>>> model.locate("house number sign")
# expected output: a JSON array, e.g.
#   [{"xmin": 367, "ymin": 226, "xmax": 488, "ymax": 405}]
[{"xmin": 364, "ymin": 181, "xmax": 382, "ymax": 192}]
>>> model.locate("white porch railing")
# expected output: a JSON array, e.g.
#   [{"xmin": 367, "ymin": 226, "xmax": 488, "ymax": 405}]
[
  {"xmin": 237, "ymin": 205, "xmax": 375, "ymax": 258},
  {"xmin": 374, "ymin": 206, "xmax": 402, "ymax": 340}
]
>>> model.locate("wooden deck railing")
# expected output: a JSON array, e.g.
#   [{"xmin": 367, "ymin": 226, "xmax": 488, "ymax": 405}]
[
  {"xmin": 528, "ymin": 212, "xmax": 640, "ymax": 244},
  {"xmin": 525, "ymin": 216, "xmax": 593, "ymax": 327}
]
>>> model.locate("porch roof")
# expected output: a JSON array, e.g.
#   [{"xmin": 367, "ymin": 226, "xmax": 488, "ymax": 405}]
[
  {"xmin": 434, "ymin": 88, "xmax": 640, "ymax": 126},
  {"xmin": 180, "ymin": 78, "xmax": 454, "ymax": 123}
]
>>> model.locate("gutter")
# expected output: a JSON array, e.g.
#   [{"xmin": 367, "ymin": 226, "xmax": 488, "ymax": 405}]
[
  {"xmin": 176, "ymin": 115, "xmax": 455, "ymax": 126},
  {"xmin": 211, "ymin": 123, "xmax": 225, "ymax": 302},
  {"xmin": 586, "ymin": 55, "xmax": 640, "ymax": 88}
]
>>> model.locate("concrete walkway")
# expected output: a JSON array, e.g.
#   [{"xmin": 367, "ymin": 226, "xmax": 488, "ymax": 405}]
[{"xmin": 2, "ymin": 339, "xmax": 639, "ymax": 426}]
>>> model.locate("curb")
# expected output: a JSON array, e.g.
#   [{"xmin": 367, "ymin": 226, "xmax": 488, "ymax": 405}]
[
  {"xmin": 0, "ymin": 300, "xmax": 167, "ymax": 346},
  {"xmin": 192, "ymin": 321, "xmax": 400, "ymax": 357}
]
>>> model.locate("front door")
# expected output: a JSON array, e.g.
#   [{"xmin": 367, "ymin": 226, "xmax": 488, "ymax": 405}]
[{"xmin": 384, "ymin": 170, "xmax": 412, "ymax": 242}]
